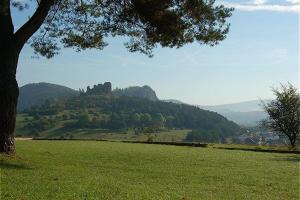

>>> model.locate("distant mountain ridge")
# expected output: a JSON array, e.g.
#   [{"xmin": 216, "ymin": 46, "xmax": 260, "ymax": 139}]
[
  {"xmin": 200, "ymin": 100, "xmax": 270, "ymax": 127},
  {"xmin": 162, "ymin": 99, "xmax": 270, "ymax": 127},
  {"xmin": 201, "ymin": 99, "xmax": 271, "ymax": 113},
  {"xmin": 220, "ymin": 111, "xmax": 268, "ymax": 127}
]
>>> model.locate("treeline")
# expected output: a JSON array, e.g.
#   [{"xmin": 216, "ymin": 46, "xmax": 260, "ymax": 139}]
[
  {"xmin": 64, "ymin": 112, "xmax": 171, "ymax": 133},
  {"xmin": 185, "ymin": 130, "xmax": 228, "ymax": 143}
]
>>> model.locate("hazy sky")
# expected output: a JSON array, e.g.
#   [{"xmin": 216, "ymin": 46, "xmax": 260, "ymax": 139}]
[{"xmin": 14, "ymin": 0, "xmax": 299, "ymax": 105}]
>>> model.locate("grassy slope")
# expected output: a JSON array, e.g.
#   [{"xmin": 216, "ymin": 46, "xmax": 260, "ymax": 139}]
[
  {"xmin": 16, "ymin": 113, "xmax": 190, "ymax": 141},
  {"xmin": 1, "ymin": 141, "xmax": 299, "ymax": 200}
]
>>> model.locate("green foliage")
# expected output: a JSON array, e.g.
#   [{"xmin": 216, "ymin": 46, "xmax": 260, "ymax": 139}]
[
  {"xmin": 152, "ymin": 113, "xmax": 166, "ymax": 128},
  {"xmin": 106, "ymin": 113, "xmax": 127, "ymax": 130},
  {"xmin": 1, "ymin": 140, "xmax": 299, "ymax": 199},
  {"xmin": 262, "ymin": 83, "xmax": 300, "ymax": 148},
  {"xmin": 77, "ymin": 112, "xmax": 91, "ymax": 126},
  {"xmin": 23, "ymin": 117, "xmax": 56, "ymax": 136},
  {"xmin": 131, "ymin": 113, "xmax": 141, "ymax": 126},
  {"xmin": 140, "ymin": 113, "xmax": 152, "ymax": 127},
  {"xmin": 113, "ymin": 85, "xmax": 158, "ymax": 101},
  {"xmin": 14, "ymin": 0, "xmax": 233, "ymax": 58},
  {"xmin": 165, "ymin": 115, "xmax": 175, "ymax": 129},
  {"xmin": 21, "ymin": 93, "xmax": 242, "ymax": 140},
  {"xmin": 145, "ymin": 133, "xmax": 157, "ymax": 142}
]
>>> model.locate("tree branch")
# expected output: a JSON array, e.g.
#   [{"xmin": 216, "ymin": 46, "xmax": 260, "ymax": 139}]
[{"xmin": 14, "ymin": 0, "xmax": 55, "ymax": 50}]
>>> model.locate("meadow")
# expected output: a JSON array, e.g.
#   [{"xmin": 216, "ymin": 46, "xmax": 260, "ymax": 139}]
[{"xmin": 0, "ymin": 140, "xmax": 299, "ymax": 200}]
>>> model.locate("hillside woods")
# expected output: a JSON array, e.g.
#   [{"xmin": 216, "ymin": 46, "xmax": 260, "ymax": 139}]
[{"xmin": 16, "ymin": 82, "xmax": 242, "ymax": 142}]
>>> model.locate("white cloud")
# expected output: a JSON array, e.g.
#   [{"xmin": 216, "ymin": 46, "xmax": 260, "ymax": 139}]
[
  {"xmin": 220, "ymin": 0, "xmax": 300, "ymax": 13},
  {"xmin": 253, "ymin": 0, "xmax": 267, "ymax": 5},
  {"xmin": 286, "ymin": 0, "xmax": 300, "ymax": 4}
]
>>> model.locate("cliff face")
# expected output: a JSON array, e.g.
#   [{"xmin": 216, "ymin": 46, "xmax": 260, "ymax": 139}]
[{"xmin": 113, "ymin": 85, "xmax": 158, "ymax": 101}]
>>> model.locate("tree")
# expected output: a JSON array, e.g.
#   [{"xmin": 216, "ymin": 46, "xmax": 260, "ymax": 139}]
[
  {"xmin": 185, "ymin": 130, "xmax": 221, "ymax": 143},
  {"xmin": 140, "ymin": 113, "xmax": 152, "ymax": 127},
  {"xmin": 0, "ymin": 0, "xmax": 233, "ymax": 154},
  {"xmin": 165, "ymin": 115, "xmax": 175, "ymax": 129},
  {"xmin": 261, "ymin": 83, "xmax": 300, "ymax": 148},
  {"xmin": 153, "ymin": 113, "xmax": 165, "ymax": 128},
  {"xmin": 131, "ymin": 113, "xmax": 141, "ymax": 127},
  {"xmin": 77, "ymin": 112, "xmax": 91, "ymax": 127}
]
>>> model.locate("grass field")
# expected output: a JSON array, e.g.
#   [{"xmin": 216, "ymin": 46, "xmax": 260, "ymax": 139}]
[{"xmin": 1, "ymin": 140, "xmax": 299, "ymax": 200}]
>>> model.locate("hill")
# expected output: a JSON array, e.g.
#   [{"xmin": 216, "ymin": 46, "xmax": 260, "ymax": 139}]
[
  {"xmin": 18, "ymin": 83, "xmax": 79, "ymax": 111},
  {"xmin": 19, "ymin": 83, "xmax": 268, "ymax": 128},
  {"xmin": 221, "ymin": 111, "xmax": 268, "ymax": 127},
  {"xmin": 113, "ymin": 85, "xmax": 158, "ymax": 101},
  {"xmin": 18, "ymin": 83, "xmax": 159, "ymax": 112},
  {"xmin": 17, "ymin": 91, "xmax": 242, "ymax": 141}
]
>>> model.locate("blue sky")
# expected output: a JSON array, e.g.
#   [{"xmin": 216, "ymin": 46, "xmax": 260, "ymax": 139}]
[{"xmin": 13, "ymin": 0, "xmax": 299, "ymax": 105}]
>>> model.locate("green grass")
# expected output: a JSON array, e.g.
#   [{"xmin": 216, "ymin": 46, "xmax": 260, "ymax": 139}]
[
  {"xmin": 1, "ymin": 140, "xmax": 299, "ymax": 200},
  {"xmin": 209, "ymin": 143, "xmax": 300, "ymax": 151}
]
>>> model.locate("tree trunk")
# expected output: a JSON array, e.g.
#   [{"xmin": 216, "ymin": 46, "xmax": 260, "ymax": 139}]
[
  {"xmin": 0, "ymin": 0, "xmax": 53, "ymax": 154},
  {"xmin": 0, "ymin": 38, "xmax": 20, "ymax": 155},
  {"xmin": 290, "ymin": 137, "xmax": 296, "ymax": 149}
]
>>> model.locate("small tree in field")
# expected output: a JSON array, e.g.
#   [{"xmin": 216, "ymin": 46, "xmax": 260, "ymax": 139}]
[
  {"xmin": 261, "ymin": 83, "xmax": 300, "ymax": 148},
  {"xmin": 0, "ymin": 0, "xmax": 233, "ymax": 154}
]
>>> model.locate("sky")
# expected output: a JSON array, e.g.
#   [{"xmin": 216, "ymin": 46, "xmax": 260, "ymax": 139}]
[{"xmin": 13, "ymin": 0, "xmax": 299, "ymax": 106}]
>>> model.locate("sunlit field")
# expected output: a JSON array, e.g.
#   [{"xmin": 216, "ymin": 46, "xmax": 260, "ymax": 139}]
[{"xmin": 1, "ymin": 140, "xmax": 299, "ymax": 200}]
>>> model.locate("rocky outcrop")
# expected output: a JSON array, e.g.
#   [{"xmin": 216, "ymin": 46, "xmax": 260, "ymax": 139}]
[
  {"xmin": 86, "ymin": 82, "xmax": 112, "ymax": 95},
  {"xmin": 113, "ymin": 85, "xmax": 158, "ymax": 101}
]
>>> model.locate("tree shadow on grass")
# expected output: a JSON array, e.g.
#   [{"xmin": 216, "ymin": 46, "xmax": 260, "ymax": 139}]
[{"xmin": 0, "ymin": 156, "xmax": 33, "ymax": 170}]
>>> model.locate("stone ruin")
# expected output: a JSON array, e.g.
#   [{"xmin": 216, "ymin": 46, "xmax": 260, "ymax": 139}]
[{"xmin": 85, "ymin": 82, "xmax": 112, "ymax": 95}]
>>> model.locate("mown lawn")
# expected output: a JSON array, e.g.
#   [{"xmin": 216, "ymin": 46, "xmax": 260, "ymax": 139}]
[{"xmin": 0, "ymin": 140, "xmax": 299, "ymax": 200}]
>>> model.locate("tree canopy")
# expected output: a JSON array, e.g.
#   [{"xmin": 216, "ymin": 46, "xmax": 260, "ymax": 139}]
[
  {"xmin": 10, "ymin": 0, "xmax": 233, "ymax": 58},
  {"xmin": 262, "ymin": 83, "xmax": 300, "ymax": 148}
]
